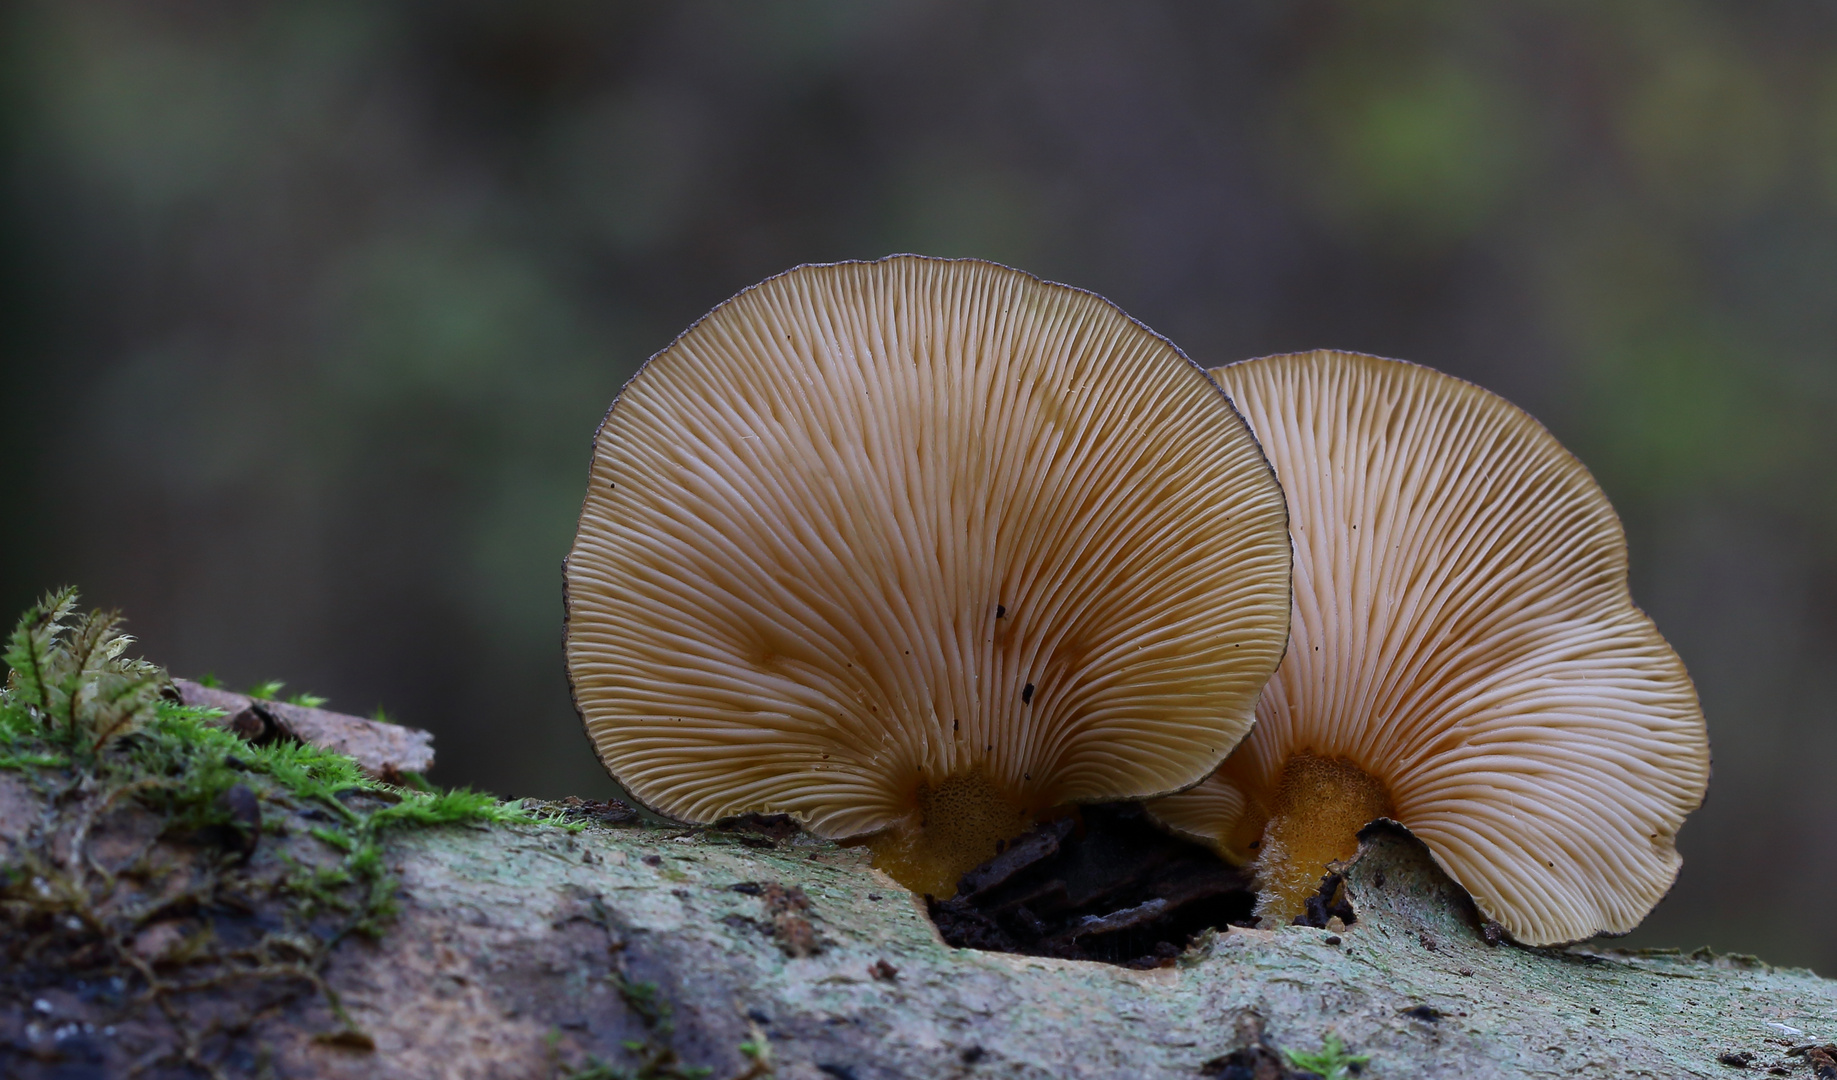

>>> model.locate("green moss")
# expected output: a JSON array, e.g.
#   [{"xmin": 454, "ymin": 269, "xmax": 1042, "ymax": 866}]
[
  {"xmin": 246, "ymin": 679, "xmax": 286, "ymax": 701},
  {"xmin": 616, "ymin": 977, "xmax": 673, "ymax": 1034},
  {"xmin": 1284, "ymin": 1033, "xmax": 1370, "ymax": 1080},
  {"xmin": 0, "ymin": 588, "xmax": 577, "ymax": 1067},
  {"xmin": 3, "ymin": 586, "xmax": 164, "ymax": 758},
  {"xmin": 0, "ymin": 749, "xmax": 65, "ymax": 769}
]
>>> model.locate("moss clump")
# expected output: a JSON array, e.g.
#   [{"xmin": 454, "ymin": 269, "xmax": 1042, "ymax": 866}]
[
  {"xmin": 0, "ymin": 587, "xmax": 571, "ymax": 1074},
  {"xmin": 1284, "ymin": 1033, "xmax": 1371, "ymax": 1079},
  {"xmin": 1, "ymin": 587, "xmax": 163, "ymax": 766}
]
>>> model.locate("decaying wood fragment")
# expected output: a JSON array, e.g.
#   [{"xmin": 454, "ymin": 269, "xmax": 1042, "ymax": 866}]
[{"xmin": 170, "ymin": 678, "xmax": 435, "ymax": 781}]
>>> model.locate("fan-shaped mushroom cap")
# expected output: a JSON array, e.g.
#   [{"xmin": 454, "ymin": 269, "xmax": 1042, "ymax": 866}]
[
  {"xmin": 1150, "ymin": 350, "xmax": 1709, "ymax": 947},
  {"xmin": 565, "ymin": 256, "xmax": 1291, "ymax": 896}
]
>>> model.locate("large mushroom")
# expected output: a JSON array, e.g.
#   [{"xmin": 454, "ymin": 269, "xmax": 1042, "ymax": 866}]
[
  {"xmin": 1149, "ymin": 350, "xmax": 1709, "ymax": 947},
  {"xmin": 565, "ymin": 256, "xmax": 1292, "ymax": 897}
]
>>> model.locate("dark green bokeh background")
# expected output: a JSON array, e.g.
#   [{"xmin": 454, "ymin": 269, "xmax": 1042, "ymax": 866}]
[{"xmin": 4, "ymin": 2, "xmax": 1835, "ymax": 968}]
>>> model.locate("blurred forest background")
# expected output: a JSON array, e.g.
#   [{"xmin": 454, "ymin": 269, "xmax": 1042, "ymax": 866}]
[{"xmin": 3, "ymin": 1, "xmax": 1836, "ymax": 969}]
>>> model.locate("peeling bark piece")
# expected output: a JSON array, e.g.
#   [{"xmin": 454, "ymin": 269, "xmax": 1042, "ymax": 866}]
[
  {"xmin": 1054, "ymin": 897, "xmax": 1169, "ymax": 941},
  {"xmin": 955, "ymin": 816, "xmax": 1075, "ymax": 898},
  {"xmin": 982, "ymin": 878, "xmax": 1070, "ymax": 919},
  {"xmin": 1801, "ymin": 1045, "xmax": 1837, "ymax": 1080},
  {"xmin": 1146, "ymin": 860, "xmax": 1255, "ymax": 914},
  {"xmin": 172, "ymin": 679, "xmax": 435, "ymax": 780}
]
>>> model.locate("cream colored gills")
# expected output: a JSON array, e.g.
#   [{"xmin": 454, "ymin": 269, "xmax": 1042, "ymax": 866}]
[
  {"xmin": 1150, "ymin": 350, "xmax": 1709, "ymax": 947},
  {"xmin": 565, "ymin": 256, "xmax": 1293, "ymax": 898}
]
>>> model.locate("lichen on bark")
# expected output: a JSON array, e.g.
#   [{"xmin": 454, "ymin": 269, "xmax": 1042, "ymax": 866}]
[{"xmin": 9, "ymin": 778, "xmax": 1837, "ymax": 1079}]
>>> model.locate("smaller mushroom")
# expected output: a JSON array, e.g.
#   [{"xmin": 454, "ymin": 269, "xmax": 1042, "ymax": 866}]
[{"xmin": 1150, "ymin": 350, "xmax": 1710, "ymax": 947}]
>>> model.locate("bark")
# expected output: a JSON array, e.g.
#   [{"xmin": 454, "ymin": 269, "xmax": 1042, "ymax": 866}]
[
  {"xmin": 4, "ymin": 772, "xmax": 1834, "ymax": 1080},
  {"xmin": 170, "ymin": 679, "xmax": 435, "ymax": 780}
]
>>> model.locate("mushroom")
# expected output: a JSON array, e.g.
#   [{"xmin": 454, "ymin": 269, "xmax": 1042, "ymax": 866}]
[
  {"xmin": 1149, "ymin": 350, "xmax": 1709, "ymax": 946},
  {"xmin": 565, "ymin": 256, "xmax": 1292, "ymax": 897}
]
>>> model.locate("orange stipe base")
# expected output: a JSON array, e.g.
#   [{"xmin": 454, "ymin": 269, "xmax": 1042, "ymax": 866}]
[
  {"xmin": 1252, "ymin": 754, "xmax": 1394, "ymax": 927},
  {"xmin": 864, "ymin": 770, "xmax": 1039, "ymax": 899}
]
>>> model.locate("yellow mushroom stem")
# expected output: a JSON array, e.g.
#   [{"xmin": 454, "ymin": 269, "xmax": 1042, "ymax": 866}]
[
  {"xmin": 1252, "ymin": 754, "xmax": 1395, "ymax": 927},
  {"xmin": 863, "ymin": 769, "xmax": 1042, "ymax": 898}
]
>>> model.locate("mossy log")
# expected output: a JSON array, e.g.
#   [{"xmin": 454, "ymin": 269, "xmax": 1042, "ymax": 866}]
[{"xmin": 5, "ymin": 772, "xmax": 1836, "ymax": 1080}]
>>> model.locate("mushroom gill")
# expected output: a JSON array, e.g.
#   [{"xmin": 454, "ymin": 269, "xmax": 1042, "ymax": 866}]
[
  {"xmin": 565, "ymin": 256, "xmax": 1292, "ymax": 898},
  {"xmin": 1149, "ymin": 350, "xmax": 1710, "ymax": 947}
]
